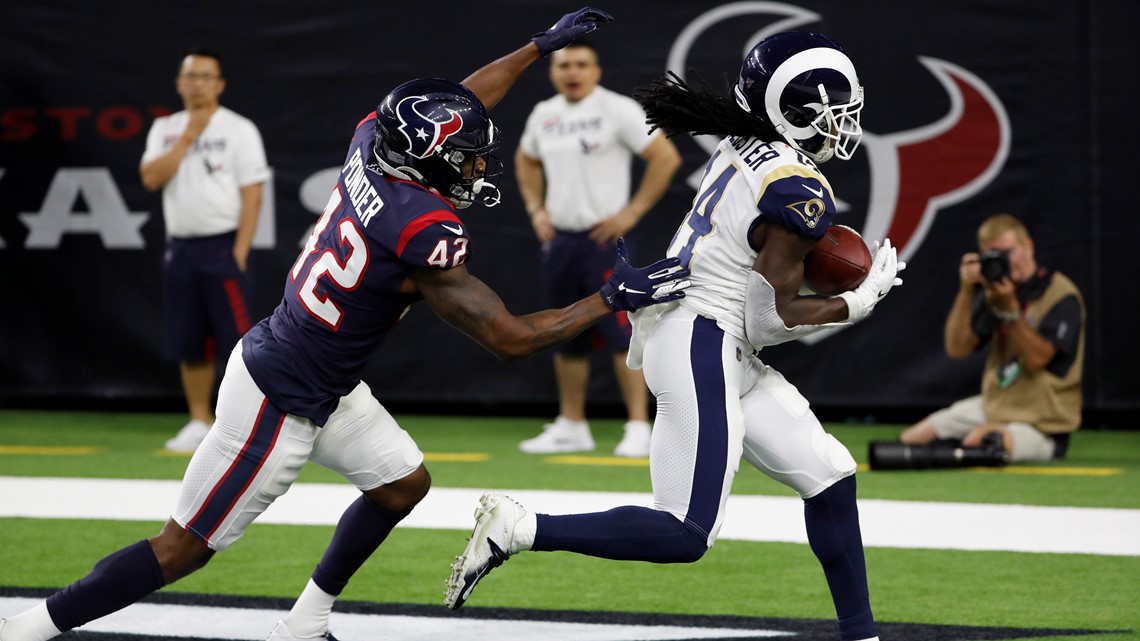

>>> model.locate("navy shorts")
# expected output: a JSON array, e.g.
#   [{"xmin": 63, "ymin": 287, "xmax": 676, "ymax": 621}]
[
  {"xmin": 163, "ymin": 232, "xmax": 254, "ymax": 362},
  {"xmin": 541, "ymin": 231, "xmax": 631, "ymax": 355}
]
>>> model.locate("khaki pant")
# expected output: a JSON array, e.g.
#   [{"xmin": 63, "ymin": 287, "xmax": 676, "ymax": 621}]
[{"xmin": 926, "ymin": 395, "xmax": 1056, "ymax": 462}]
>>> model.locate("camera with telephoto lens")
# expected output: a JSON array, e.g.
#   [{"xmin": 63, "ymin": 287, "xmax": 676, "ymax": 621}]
[
  {"xmin": 979, "ymin": 249, "xmax": 1011, "ymax": 282},
  {"xmin": 868, "ymin": 434, "xmax": 1008, "ymax": 471}
]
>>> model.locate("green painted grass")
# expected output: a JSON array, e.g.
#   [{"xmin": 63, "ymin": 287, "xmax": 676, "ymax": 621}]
[
  {"xmin": 1, "ymin": 411, "xmax": 1138, "ymax": 508},
  {"xmin": 2, "ymin": 518, "xmax": 1138, "ymax": 637},
  {"xmin": 1, "ymin": 410, "xmax": 1139, "ymax": 640}
]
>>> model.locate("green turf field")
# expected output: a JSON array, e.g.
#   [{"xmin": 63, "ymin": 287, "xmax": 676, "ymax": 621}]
[{"xmin": 1, "ymin": 410, "xmax": 1138, "ymax": 640}]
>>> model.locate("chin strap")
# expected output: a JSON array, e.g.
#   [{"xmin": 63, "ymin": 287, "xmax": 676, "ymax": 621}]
[{"xmin": 473, "ymin": 178, "xmax": 501, "ymax": 207}]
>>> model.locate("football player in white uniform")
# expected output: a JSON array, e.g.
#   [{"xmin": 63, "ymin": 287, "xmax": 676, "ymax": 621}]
[{"xmin": 446, "ymin": 32, "xmax": 904, "ymax": 641}]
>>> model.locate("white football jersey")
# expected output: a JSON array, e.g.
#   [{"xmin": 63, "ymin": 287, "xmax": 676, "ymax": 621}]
[
  {"xmin": 519, "ymin": 86, "xmax": 658, "ymax": 231},
  {"xmin": 142, "ymin": 106, "xmax": 269, "ymax": 238},
  {"xmin": 665, "ymin": 135, "xmax": 838, "ymax": 341}
]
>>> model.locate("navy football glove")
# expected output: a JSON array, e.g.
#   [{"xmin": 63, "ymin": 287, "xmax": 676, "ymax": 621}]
[
  {"xmin": 598, "ymin": 238, "xmax": 690, "ymax": 313},
  {"xmin": 532, "ymin": 7, "xmax": 614, "ymax": 57}
]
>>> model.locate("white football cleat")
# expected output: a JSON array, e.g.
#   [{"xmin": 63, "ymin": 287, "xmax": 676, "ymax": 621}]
[
  {"xmin": 265, "ymin": 620, "xmax": 339, "ymax": 641},
  {"xmin": 444, "ymin": 493, "xmax": 526, "ymax": 610},
  {"xmin": 519, "ymin": 418, "xmax": 595, "ymax": 454},
  {"xmin": 613, "ymin": 421, "xmax": 651, "ymax": 458},
  {"xmin": 164, "ymin": 419, "xmax": 211, "ymax": 452}
]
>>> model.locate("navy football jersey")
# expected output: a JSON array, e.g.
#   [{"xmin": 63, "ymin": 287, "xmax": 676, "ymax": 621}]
[{"xmin": 243, "ymin": 113, "xmax": 472, "ymax": 425}]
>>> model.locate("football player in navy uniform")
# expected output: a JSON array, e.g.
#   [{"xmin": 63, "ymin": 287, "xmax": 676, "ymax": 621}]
[
  {"xmin": 445, "ymin": 32, "xmax": 903, "ymax": 641},
  {"xmin": 0, "ymin": 8, "xmax": 692, "ymax": 641}
]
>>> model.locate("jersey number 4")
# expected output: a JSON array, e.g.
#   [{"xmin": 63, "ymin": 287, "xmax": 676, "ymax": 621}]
[
  {"xmin": 290, "ymin": 187, "xmax": 370, "ymax": 329},
  {"xmin": 674, "ymin": 157, "xmax": 738, "ymax": 269}
]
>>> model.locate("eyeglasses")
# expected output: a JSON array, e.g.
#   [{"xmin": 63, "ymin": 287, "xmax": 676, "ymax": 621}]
[{"xmin": 179, "ymin": 72, "xmax": 220, "ymax": 82}]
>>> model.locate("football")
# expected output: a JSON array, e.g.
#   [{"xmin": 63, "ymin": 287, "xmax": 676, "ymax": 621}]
[{"xmin": 802, "ymin": 225, "xmax": 872, "ymax": 295}]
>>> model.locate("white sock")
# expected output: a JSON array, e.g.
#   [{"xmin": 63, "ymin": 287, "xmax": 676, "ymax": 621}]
[
  {"xmin": 511, "ymin": 511, "xmax": 537, "ymax": 554},
  {"xmin": 2, "ymin": 603, "xmax": 62, "ymax": 641},
  {"xmin": 283, "ymin": 579, "xmax": 336, "ymax": 638},
  {"xmin": 555, "ymin": 416, "xmax": 588, "ymax": 429}
]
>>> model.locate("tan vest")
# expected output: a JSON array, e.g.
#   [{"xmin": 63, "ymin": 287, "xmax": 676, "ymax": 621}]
[{"xmin": 981, "ymin": 271, "xmax": 1084, "ymax": 434}]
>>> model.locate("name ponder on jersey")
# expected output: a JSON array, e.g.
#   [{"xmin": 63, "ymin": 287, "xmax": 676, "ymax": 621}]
[{"xmin": 342, "ymin": 148, "xmax": 384, "ymax": 227}]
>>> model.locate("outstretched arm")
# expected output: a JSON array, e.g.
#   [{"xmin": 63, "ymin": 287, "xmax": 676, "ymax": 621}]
[
  {"xmin": 462, "ymin": 7, "xmax": 613, "ymax": 110},
  {"xmin": 412, "ymin": 263, "xmax": 610, "ymax": 361},
  {"xmin": 461, "ymin": 44, "xmax": 542, "ymax": 111},
  {"xmin": 412, "ymin": 237, "xmax": 687, "ymax": 360}
]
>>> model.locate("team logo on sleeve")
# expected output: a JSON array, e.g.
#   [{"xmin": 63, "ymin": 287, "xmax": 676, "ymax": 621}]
[
  {"xmin": 786, "ymin": 198, "xmax": 826, "ymax": 228},
  {"xmin": 395, "ymin": 96, "xmax": 464, "ymax": 159}
]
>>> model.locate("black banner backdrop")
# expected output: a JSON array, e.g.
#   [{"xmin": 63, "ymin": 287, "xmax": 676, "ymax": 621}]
[{"xmin": 2, "ymin": 1, "xmax": 1138, "ymax": 419}]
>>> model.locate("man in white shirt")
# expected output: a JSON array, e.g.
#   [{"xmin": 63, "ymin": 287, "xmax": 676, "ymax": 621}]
[
  {"xmin": 140, "ymin": 48, "xmax": 269, "ymax": 452},
  {"xmin": 515, "ymin": 41, "xmax": 682, "ymax": 458}
]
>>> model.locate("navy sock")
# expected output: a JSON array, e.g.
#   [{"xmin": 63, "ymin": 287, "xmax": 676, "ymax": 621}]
[
  {"xmin": 46, "ymin": 540, "xmax": 165, "ymax": 632},
  {"xmin": 533, "ymin": 506, "xmax": 707, "ymax": 563},
  {"xmin": 803, "ymin": 475, "xmax": 877, "ymax": 641},
  {"xmin": 311, "ymin": 495, "xmax": 408, "ymax": 596}
]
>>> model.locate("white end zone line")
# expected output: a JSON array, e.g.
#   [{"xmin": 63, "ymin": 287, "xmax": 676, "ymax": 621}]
[
  {"xmin": 0, "ymin": 597, "xmax": 789, "ymax": 641},
  {"xmin": 1, "ymin": 476, "xmax": 1137, "ymax": 556}
]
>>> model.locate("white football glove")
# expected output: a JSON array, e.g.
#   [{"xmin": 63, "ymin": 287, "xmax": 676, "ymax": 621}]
[{"xmin": 838, "ymin": 238, "xmax": 906, "ymax": 322}]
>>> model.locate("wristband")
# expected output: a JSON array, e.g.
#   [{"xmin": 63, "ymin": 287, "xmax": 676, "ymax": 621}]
[{"xmin": 993, "ymin": 309, "xmax": 1020, "ymax": 324}]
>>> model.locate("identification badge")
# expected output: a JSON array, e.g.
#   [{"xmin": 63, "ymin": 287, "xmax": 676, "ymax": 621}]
[{"xmin": 997, "ymin": 358, "xmax": 1021, "ymax": 389}]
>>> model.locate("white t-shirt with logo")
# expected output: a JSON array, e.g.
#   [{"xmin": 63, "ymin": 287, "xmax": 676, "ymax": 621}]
[
  {"xmin": 142, "ymin": 106, "xmax": 269, "ymax": 238},
  {"xmin": 519, "ymin": 86, "xmax": 657, "ymax": 231}
]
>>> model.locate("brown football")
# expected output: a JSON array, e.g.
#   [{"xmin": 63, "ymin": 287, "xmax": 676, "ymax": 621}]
[{"xmin": 803, "ymin": 225, "xmax": 872, "ymax": 295}]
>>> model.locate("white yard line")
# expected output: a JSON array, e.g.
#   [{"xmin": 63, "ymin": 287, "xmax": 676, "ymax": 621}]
[
  {"xmin": 1, "ymin": 476, "xmax": 1137, "ymax": 556},
  {"xmin": 0, "ymin": 597, "xmax": 789, "ymax": 641}
]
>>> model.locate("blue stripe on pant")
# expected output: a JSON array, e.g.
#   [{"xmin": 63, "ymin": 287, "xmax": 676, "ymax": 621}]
[
  {"xmin": 186, "ymin": 399, "xmax": 284, "ymax": 543},
  {"xmin": 684, "ymin": 315, "xmax": 730, "ymax": 539},
  {"xmin": 532, "ymin": 315, "xmax": 725, "ymax": 563}
]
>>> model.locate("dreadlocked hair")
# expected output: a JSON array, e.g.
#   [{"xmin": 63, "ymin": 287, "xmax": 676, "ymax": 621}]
[{"xmin": 633, "ymin": 71, "xmax": 780, "ymax": 142}]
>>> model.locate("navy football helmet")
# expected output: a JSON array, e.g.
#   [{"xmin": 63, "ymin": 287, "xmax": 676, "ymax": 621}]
[
  {"xmin": 734, "ymin": 32, "xmax": 864, "ymax": 163},
  {"xmin": 374, "ymin": 78, "xmax": 503, "ymax": 208}
]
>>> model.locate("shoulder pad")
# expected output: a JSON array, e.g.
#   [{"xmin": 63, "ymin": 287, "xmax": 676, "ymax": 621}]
[
  {"xmin": 396, "ymin": 211, "xmax": 471, "ymax": 269},
  {"xmin": 756, "ymin": 168, "xmax": 836, "ymax": 239}
]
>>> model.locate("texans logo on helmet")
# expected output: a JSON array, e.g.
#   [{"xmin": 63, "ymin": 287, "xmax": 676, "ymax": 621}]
[{"xmin": 395, "ymin": 95, "xmax": 465, "ymax": 159}]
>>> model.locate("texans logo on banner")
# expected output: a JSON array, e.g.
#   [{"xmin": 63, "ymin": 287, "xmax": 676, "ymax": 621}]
[
  {"xmin": 395, "ymin": 95, "xmax": 464, "ymax": 160},
  {"xmin": 670, "ymin": 2, "xmax": 1010, "ymax": 342},
  {"xmin": 670, "ymin": 3, "xmax": 1009, "ymax": 261}
]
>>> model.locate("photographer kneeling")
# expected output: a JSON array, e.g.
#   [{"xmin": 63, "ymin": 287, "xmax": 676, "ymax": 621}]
[{"xmin": 886, "ymin": 214, "xmax": 1085, "ymax": 467}]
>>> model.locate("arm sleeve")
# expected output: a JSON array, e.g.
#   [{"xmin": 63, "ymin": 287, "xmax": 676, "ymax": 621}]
[
  {"xmin": 1036, "ymin": 295, "xmax": 1082, "ymax": 376},
  {"xmin": 755, "ymin": 172, "xmax": 836, "ymax": 241},
  {"xmin": 519, "ymin": 107, "xmax": 542, "ymax": 158},
  {"xmin": 613, "ymin": 95, "xmax": 655, "ymax": 154},
  {"xmin": 140, "ymin": 118, "xmax": 167, "ymax": 163},
  {"xmin": 969, "ymin": 288, "xmax": 997, "ymax": 349},
  {"xmin": 744, "ymin": 270, "xmax": 849, "ymax": 348},
  {"xmin": 234, "ymin": 121, "xmax": 271, "ymax": 187},
  {"xmin": 395, "ymin": 211, "xmax": 472, "ymax": 269}
]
